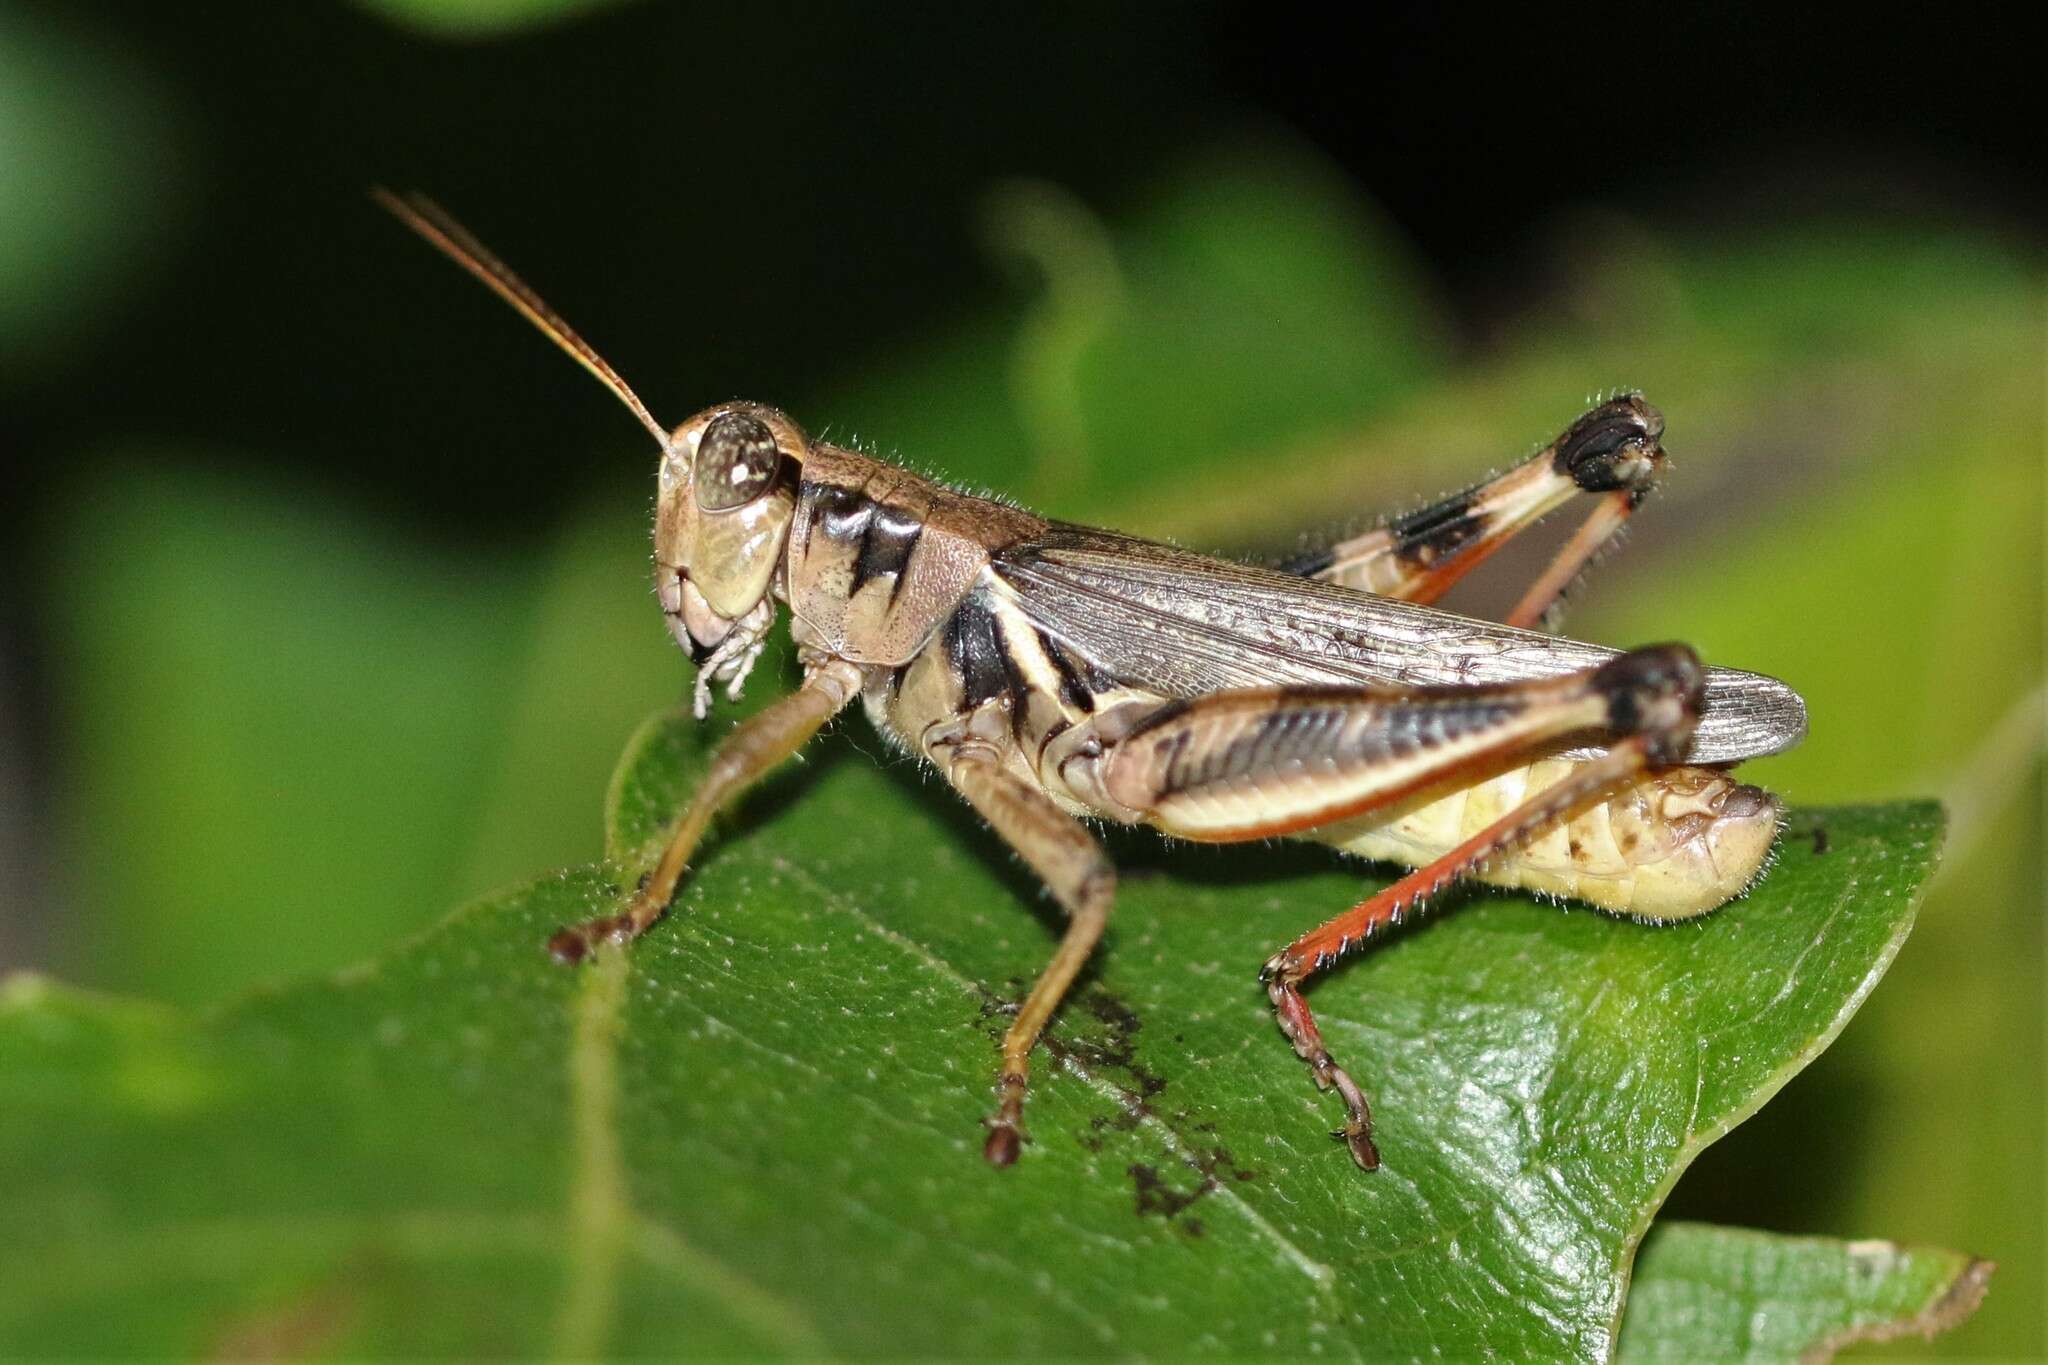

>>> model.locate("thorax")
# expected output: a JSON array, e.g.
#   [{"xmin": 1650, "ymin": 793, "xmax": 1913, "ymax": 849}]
[{"xmin": 782, "ymin": 444, "xmax": 1045, "ymax": 666}]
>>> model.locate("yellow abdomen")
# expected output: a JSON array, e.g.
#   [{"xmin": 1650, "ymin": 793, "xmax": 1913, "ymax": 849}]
[{"xmin": 1321, "ymin": 761, "xmax": 1781, "ymax": 921}]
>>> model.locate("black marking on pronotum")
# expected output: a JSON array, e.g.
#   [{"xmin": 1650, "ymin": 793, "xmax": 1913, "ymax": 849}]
[
  {"xmin": 852, "ymin": 501, "xmax": 924, "ymax": 601},
  {"xmin": 818, "ymin": 482, "xmax": 874, "ymax": 543},
  {"xmin": 1555, "ymin": 395, "xmax": 1662, "ymax": 492},
  {"xmin": 944, "ymin": 593, "xmax": 1012, "ymax": 709},
  {"xmin": 1389, "ymin": 488, "xmax": 1486, "ymax": 566}
]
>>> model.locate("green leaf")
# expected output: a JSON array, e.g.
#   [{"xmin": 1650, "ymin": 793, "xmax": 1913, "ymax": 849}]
[
  {"xmin": 1619, "ymin": 1222, "xmax": 1994, "ymax": 1362},
  {"xmin": 0, "ymin": 702, "xmax": 1965, "ymax": 1357}
]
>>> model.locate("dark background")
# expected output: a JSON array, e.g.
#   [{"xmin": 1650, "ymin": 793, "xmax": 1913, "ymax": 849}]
[
  {"xmin": 4, "ymin": 4, "xmax": 2040, "ymax": 533},
  {"xmin": 0, "ymin": 3, "xmax": 2040, "ymax": 1355}
]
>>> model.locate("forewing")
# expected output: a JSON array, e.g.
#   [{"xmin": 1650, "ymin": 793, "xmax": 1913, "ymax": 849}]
[{"xmin": 989, "ymin": 527, "xmax": 1806, "ymax": 765}]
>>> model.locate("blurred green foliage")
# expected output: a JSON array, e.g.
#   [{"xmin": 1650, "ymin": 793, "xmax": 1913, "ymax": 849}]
[
  {"xmin": 350, "ymin": 0, "xmax": 633, "ymax": 40},
  {"xmin": 9, "ymin": 94, "xmax": 2040, "ymax": 1358},
  {"xmin": 0, "ymin": 8, "xmax": 192, "ymax": 382}
]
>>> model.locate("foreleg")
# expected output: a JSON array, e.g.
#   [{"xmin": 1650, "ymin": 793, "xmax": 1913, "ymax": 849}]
[{"xmin": 548, "ymin": 658, "xmax": 865, "ymax": 962}]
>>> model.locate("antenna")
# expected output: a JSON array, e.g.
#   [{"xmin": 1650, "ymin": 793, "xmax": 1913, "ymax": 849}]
[{"xmin": 372, "ymin": 188, "xmax": 670, "ymax": 447}]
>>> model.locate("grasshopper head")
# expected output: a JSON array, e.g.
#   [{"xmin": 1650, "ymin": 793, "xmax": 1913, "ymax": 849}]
[
  {"xmin": 369, "ymin": 194, "xmax": 802, "ymax": 709},
  {"xmin": 654, "ymin": 402, "xmax": 807, "ymax": 668}
]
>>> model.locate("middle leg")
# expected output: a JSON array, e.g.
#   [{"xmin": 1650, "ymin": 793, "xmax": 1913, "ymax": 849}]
[{"xmin": 926, "ymin": 711, "xmax": 1117, "ymax": 1167}]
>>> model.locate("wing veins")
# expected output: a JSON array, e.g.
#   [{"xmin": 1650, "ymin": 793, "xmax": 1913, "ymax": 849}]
[{"xmin": 991, "ymin": 528, "xmax": 1805, "ymax": 765}]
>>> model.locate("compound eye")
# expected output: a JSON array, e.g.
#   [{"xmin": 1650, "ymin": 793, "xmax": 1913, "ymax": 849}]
[{"xmin": 694, "ymin": 412, "xmax": 782, "ymax": 511}]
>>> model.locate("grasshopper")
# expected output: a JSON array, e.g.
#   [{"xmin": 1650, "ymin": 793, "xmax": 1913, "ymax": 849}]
[{"xmin": 378, "ymin": 192, "xmax": 1805, "ymax": 1171}]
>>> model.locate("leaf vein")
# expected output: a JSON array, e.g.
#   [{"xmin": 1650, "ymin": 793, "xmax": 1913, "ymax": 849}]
[{"xmin": 768, "ymin": 856, "xmax": 1339, "ymax": 1290}]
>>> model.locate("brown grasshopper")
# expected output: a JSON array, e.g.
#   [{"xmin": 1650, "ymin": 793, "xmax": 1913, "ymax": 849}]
[{"xmin": 378, "ymin": 192, "xmax": 1805, "ymax": 1171}]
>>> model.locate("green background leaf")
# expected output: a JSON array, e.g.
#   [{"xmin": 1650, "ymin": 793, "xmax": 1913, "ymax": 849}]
[
  {"xmin": 0, "ymin": 697, "xmax": 1949, "ymax": 1356},
  {"xmin": 1619, "ymin": 1222, "xmax": 1993, "ymax": 1362},
  {"xmin": 0, "ymin": 8, "xmax": 193, "ymax": 382}
]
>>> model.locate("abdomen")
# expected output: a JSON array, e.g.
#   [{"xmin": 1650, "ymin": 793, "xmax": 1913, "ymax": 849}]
[{"xmin": 1319, "ymin": 760, "xmax": 1782, "ymax": 921}]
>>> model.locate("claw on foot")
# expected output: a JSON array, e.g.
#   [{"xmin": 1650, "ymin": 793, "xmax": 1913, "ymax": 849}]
[
  {"xmin": 1336, "ymin": 1120, "xmax": 1381, "ymax": 1171},
  {"xmin": 983, "ymin": 1071, "xmax": 1028, "ymax": 1167},
  {"xmin": 984, "ymin": 1124, "xmax": 1022, "ymax": 1166},
  {"xmin": 1268, "ymin": 972, "xmax": 1383, "ymax": 1171},
  {"xmin": 547, "ymin": 928, "xmax": 593, "ymax": 964},
  {"xmin": 546, "ymin": 906, "xmax": 645, "ymax": 965},
  {"xmin": 1316, "ymin": 1055, "xmax": 1379, "ymax": 1170}
]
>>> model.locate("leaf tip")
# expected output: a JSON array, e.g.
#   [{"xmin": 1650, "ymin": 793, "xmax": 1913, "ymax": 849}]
[{"xmin": 1801, "ymin": 1250, "xmax": 1995, "ymax": 1362}]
